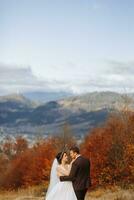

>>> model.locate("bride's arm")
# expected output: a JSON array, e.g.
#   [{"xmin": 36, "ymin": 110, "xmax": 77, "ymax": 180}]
[
  {"xmin": 60, "ymin": 161, "xmax": 78, "ymax": 182},
  {"xmin": 57, "ymin": 166, "xmax": 63, "ymax": 177}
]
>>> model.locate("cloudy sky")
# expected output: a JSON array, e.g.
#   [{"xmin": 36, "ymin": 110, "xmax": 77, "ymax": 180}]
[{"xmin": 0, "ymin": 0, "xmax": 134, "ymax": 95}]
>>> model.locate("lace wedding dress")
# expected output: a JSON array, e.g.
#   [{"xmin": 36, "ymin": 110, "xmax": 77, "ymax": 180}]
[{"xmin": 45, "ymin": 159, "xmax": 77, "ymax": 200}]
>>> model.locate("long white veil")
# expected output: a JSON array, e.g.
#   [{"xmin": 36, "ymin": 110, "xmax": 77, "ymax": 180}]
[{"xmin": 46, "ymin": 158, "xmax": 60, "ymax": 198}]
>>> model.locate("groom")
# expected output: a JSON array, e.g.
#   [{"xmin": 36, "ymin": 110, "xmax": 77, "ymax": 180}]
[{"xmin": 60, "ymin": 146, "xmax": 91, "ymax": 200}]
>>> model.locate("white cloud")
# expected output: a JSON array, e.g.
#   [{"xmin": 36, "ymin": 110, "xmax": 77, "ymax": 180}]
[
  {"xmin": 106, "ymin": 60, "xmax": 134, "ymax": 75},
  {"xmin": 0, "ymin": 60, "xmax": 134, "ymax": 95},
  {"xmin": 0, "ymin": 63, "xmax": 51, "ymax": 94}
]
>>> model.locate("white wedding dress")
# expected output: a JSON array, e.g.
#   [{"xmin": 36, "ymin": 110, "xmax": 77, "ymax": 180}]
[{"xmin": 45, "ymin": 159, "xmax": 77, "ymax": 200}]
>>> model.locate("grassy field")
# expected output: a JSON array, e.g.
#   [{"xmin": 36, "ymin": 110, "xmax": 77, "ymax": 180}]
[{"xmin": 0, "ymin": 185, "xmax": 134, "ymax": 200}]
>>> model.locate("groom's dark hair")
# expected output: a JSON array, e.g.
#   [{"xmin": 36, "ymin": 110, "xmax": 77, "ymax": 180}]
[{"xmin": 70, "ymin": 146, "xmax": 80, "ymax": 154}]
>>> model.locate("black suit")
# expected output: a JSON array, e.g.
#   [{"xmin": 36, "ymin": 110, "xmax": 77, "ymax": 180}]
[{"xmin": 60, "ymin": 156, "xmax": 91, "ymax": 200}]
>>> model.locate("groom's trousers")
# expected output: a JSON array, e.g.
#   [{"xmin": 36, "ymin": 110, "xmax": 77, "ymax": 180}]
[{"xmin": 75, "ymin": 189, "xmax": 87, "ymax": 200}]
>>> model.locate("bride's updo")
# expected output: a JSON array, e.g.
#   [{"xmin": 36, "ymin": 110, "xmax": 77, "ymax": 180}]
[{"xmin": 56, "ymin": 151, "xmax": 67, "ymax": 164}]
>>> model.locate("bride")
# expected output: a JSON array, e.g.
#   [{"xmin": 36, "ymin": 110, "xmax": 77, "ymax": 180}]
[{"xmin": 45, "ymin": 151, "xmax": 77, "ymax": 200}]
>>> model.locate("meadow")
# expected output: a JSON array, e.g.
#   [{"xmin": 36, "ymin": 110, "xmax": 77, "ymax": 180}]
[{"xmin": 0, "ymin": 185, "xmax": 134, "ymax": 200}]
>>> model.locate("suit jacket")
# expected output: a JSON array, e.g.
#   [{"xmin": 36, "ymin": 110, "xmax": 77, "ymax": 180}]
[{"xmin": 60, "ymin": 156, "xmax": 91, "ymax": 191}]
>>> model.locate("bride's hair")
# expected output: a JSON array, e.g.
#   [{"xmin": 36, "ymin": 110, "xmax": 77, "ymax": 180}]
[{"xmin": 56, "ymin": 151, "xmax": 67, "ymax": 164}]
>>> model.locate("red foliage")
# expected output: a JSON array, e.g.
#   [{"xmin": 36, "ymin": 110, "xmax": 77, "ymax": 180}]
[
  {"xmin": 0, "ymin": 112, "xmax": 134, "ymax": 189},
  {"xmin": 81, "ymin": 112, "xmax": 134, "ymax": 187},
  {"xmin": 0, "ymin": 138, "xmax": 56, "ymax": 189},
  {"xmin": 13, "ymin": 136, "xmax": 28, "ymax": 155}
]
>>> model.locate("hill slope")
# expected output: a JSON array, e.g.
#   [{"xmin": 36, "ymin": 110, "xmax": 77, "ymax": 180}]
[{"xmin": 0, "ymin": 92, "xmax": 133, "ymax": 137}]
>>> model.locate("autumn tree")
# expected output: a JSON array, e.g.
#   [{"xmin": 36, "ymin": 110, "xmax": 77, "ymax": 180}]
[
  {"xmin": 13, "ymin": 136, "xmax": 28, "ymax": 155},
  {"xmin": 81, "ymin": 111, "xmax": 134, "ymax": 187}
]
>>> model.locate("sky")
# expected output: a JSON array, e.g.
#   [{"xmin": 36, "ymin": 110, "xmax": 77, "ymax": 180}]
[{"xmin": 0, "ymin": 0, "xmax": 134, "ymax": 95}]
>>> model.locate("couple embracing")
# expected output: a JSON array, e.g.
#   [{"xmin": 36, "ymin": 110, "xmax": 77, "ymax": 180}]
[{"xmin": 46, "ymin": 146, "xmax": 91, "ymax": 200}]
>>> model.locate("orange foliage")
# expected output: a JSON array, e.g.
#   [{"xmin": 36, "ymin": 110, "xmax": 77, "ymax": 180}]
[
  {"xmin": 13, "ymin": 136, "xmax": 28, "ymax": 155},
  {"xmin": 0, "ymin": 137, "xmax": 57, "ymax": 189},
  {"xmin": 0, "ymin": 111, "xmax": 134, "ymax": 190},
  {"xmin": 81, "ymin": 112, "xmax": 134, "ymax": 187}
]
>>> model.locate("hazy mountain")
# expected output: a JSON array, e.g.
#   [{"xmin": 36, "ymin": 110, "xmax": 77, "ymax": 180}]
[
  {"xmin": 0, "ymin": 91, "xmax": 133, "ymax": 138},
  {"xmin": 23, "ymin": 91, "xmax": 73, "ymax": 103},
  {"xmin": 0, "ymin": 93, "xmax": 36, "ymax": 108},
  {"xmin": 0, "ymin": 94, "xmax": 34, "ymax": 126},
  {"xmin": 59, "ymin": 91, "xmax": 134, "ymax": 112}
]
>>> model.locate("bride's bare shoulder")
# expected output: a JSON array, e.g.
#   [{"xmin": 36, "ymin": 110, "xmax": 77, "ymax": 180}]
[
  {"xmin": 56, "ymin": 164, "xmax": 65, "ymax": 174},
  {"xmin": 56, "ymin": 164, "xmax": 60, "ymax": 169},
  {"xmin": 56, "ymin": 164, "xmax": 62, "ymax": 171},
  {"xmin": 57, "ymin": 164, "xmax": 68, "ymax": 170}
]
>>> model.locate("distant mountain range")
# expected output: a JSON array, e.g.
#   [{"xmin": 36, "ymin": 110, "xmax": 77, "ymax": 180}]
[
  {"xmin": 59, "ymin": 91, "xmax": 134, "ymax": 111},
  {"xmin": 23, "ymin": 91, "xmax": 73, "ymax": 103},
  {"xmin": 0, "ymin": 91, "xmax": 134, "ymax": 139}
]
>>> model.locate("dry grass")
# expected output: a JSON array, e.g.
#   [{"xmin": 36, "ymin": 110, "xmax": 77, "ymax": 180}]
[
  {"xmin": 86, "ymin": 185, "xmax": 134, "ymax": 200},
  {"xmin": 0, "ymin": 185, "xmax": 45, "ymax": 200},
  {"xmin": 0, "ymin": 185, "xmax": 134, "ymax": 200}
]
